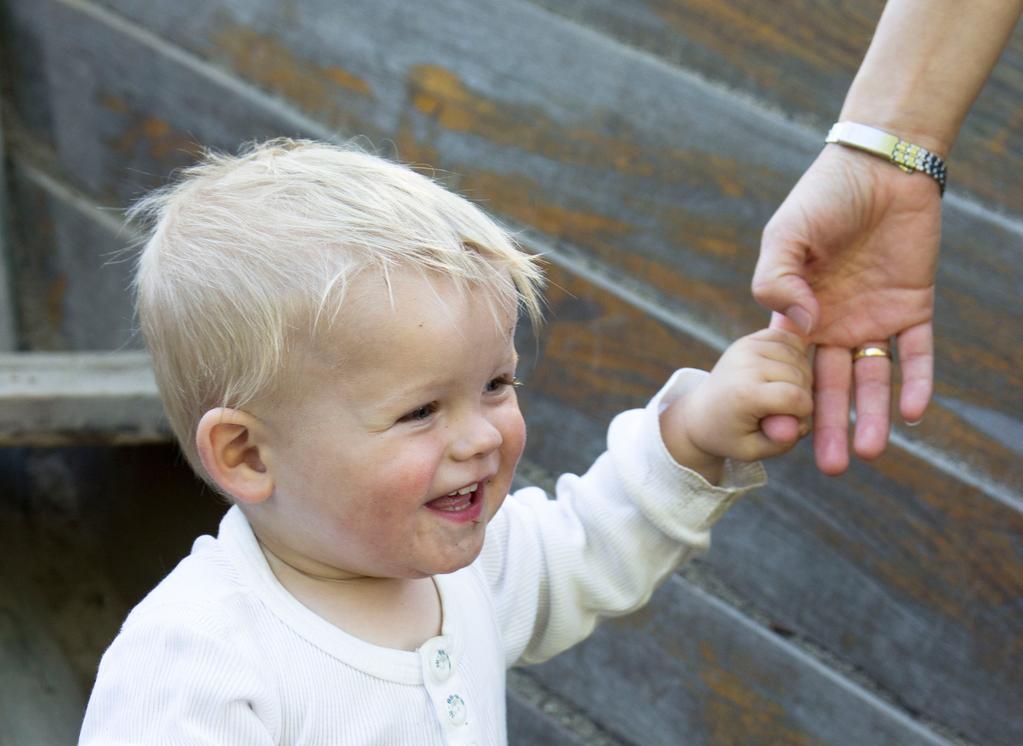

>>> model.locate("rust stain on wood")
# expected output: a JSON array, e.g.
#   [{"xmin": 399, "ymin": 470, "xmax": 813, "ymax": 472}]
[
  {"xmin": 459, "ymin": 168, "xmax": 632, "ymax": 245},
  {"xmin": 881, "ymin": 456, "xmax": 1023, "ymax": 603},
  {"xmin": 99, "ymin": 94, "xmax": 200, "ymax": 165},
  {"xmin": 531, "ymin": 268, "xmax": 719, "ymax": 414},
  {"xmin": 46, "ymin": 275, "xmax": 67, "ymax": 331},
  {"xmin": 653, "ymin": 0, "xmax": 869, "ymax": 110},
  {"xmin": 660, "ymin": 0, "xmax": 876, "ymax": 68},
  {"xmin": 321, "ymin": 67, "xmax": 372, "ymax": 97},
  {"xmin": 447, "ymin": 167, "xmax": 759, "ymax": 336},
  {"xmin": 392, "ymin": 118, "xmax": 441, "ymax": 168},
  {"xmin": 211, "ymin": 23, "xmax": 374, "ymax": 114},
  {"xmin": 697, "ymin": 642, "xmax": 819, "ymax": 745},
  {"xmin": 407, "ymin": 63, "xmax": 641, "ymax": 169},
  {"xmin": 983, "ymin": 100, "xmax": 1023, "ymax": 157},
  {"xmin": 406, "ymin": 64, "xmax": 776, "ymax": 195}
]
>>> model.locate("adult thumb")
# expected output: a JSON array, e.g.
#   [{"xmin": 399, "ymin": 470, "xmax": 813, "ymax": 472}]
[
  {"xmin": 761, "ymin": 414, "xmax": 801, "ymax": 445},
  {"xmin": 751, "ymin": 236, "xmax": 819, "ymax": 336}
]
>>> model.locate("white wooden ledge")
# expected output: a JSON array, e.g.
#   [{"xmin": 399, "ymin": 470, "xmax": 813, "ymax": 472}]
[{"xmin": 0, "ymin": 352, "xmax": 169, "ymax": 445}]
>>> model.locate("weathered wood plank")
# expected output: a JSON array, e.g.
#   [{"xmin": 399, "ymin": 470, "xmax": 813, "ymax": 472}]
[
  {"xmin": 5, "ymin": 155, "xmax": 139, "ymax": 351},
  {"xmin": 525, "ymin": 0, "xmax": 1023, "ymax": 215},
  {"xmin": 516, "ymin": 266, "xmax": 1023, "ymax": 745},
  {"xmin": 0, "ymin": 0, "xmax": 57, "ymax": 153},
  {"xmin": 0, "ymin": 597, "xmax": 85, "ymax": 745},
  {"xmin": 507, "ymin": 669, "xmax": 623, "ymax": 745},
  {"xmin": 0, "ymin": 352, "xmax": 166, "ymax": 444},
  {"xmin": 5, "ymin": 0, "xmax": 1019, "ymax": 498},
  {"xmin": 526, "ymin": 576, "xmax": 950, "ymax": 746}
]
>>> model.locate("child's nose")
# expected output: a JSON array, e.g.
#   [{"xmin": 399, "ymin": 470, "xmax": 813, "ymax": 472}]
[{"xmin": 451, "ymin": 413, "xmax": 503, "ymax": 461}]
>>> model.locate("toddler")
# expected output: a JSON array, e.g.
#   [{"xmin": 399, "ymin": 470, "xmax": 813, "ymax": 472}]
[{"xmin": 79, "ymin": 139, "xmax": 812, "ymax": 745}]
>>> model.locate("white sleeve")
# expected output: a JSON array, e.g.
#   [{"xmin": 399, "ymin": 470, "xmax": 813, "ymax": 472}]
[
  {"xmin": 79, "ymin": 606, "xmax": 279, "ymax": 745},
  {"xmin": 478, "ymin": 369, "xmax": 766, "ymax": 667}
]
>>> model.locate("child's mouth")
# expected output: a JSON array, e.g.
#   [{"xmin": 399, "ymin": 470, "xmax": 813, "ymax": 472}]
[{"xmin": 425, "ymin": 482, "xmax": 484, "ymax": 523}]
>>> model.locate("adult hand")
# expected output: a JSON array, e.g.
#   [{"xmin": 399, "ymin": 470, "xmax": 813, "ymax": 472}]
[{"xmin": 752, "ymin": 145, "xmax": 940, "ymax": 475}]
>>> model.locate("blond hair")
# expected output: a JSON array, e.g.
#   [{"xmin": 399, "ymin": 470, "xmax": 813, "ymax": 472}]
[{"xmin": 130, "ymin": 138, "xmax": 544, "ymax": 481}]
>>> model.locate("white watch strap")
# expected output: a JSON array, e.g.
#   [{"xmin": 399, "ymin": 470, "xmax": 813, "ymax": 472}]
[{"xmin": 826, "ymin": 122, "xmax": 947, "ymax": 195}]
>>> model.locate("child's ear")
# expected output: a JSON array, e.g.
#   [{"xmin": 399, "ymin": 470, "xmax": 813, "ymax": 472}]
[{"xmin": 195, "ymin": 408, "xmax": 274, "ymax": 504}]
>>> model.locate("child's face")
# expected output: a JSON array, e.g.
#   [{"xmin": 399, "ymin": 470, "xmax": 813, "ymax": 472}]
[{"xmin": 254, "ymin": 269, "xmax": 526, "ymax": 580}]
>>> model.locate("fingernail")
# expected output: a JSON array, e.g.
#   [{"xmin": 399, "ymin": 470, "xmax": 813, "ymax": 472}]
[
  {"xmin": 785, "ymin": 305, "xmax": 812, "ymax": 336},
  {"xmin": 905, "ymin": 418, "xmax": 923, "ymax": 427}
]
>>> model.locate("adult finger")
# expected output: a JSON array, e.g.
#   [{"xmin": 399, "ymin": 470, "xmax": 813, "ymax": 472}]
[
  {"xmin": 852, "ymin": 342, "xmax": 892, "ymax": 460},
  {"xmin": 752, "ymin": 228, "xmax": 820, "ymax": 336},
  {"xmin": 897, "ymin": 322, "xmax": 933, "ymax": 425},
  {"xmin": 813, "ymin": 345, "xmax": 852, "ymax": 475}
]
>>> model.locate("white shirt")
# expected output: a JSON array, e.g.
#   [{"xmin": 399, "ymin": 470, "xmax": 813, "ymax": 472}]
[{"xmin": 80, "ymin": 370, "xmax": 765, "ymax": 745}]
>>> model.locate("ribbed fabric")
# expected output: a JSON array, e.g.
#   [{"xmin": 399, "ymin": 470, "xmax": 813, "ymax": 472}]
[{"xmin": 79, "ymin": 369, "xmax": 765, "ymax": 745}]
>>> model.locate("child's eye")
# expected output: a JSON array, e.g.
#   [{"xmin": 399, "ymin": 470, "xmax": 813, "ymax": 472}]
[
  {"xmin": 485, "ymin": 375, "xmax": 523, "ymax": 393},
  {"xmin": 399, "ymin": 402, "xmax": 438, "ymax": 423}
]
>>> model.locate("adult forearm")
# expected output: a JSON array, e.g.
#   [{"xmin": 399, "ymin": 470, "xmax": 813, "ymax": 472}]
[{"xmin": 840, "ymin": 0, "xmax": 1023, "ymax": 154}]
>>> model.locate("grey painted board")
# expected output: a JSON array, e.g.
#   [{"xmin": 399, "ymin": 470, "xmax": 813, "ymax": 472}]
[
  {"xmin": 0, "ymin": 0, "xmax": 57, "ymax": 151},
  {"xmin": 0, "ymin": 590, "xmax": 86, "ymax": 746},
  {"xmin": 507, "ymin": 669, "xmax": 622, "ymax": 745},
  {"xmin": 524, "ymin": 0, "xmax": 1023, "ymax": 216},
  {"xmin": 517, "ymin": 270, "xmax": 1023, "ymax": 745},
  {"xmin": 0, "ymin": 351, "xmax": 166, "ymax": 444},
  {"xmin": 5, "ymin": 156, "xmax": 139, "ymax": 351},
  {"xmin": 526, "ymin": 574, "xmax": 950, "ymax": 746},
  {"xmin": 506, "ymin": 694, "xmax": 593, "ymax": 746}
]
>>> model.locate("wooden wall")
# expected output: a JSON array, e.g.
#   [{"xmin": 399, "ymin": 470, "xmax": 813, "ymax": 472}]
[{"xmin": 1, "ymin": 1, "xmax": 1020, "ymax": 743}]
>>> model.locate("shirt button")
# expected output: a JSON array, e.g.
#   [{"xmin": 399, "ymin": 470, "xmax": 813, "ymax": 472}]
[
  {"xmin": 446, "ymin": 693, "xmax": 467, "ymax": 726},
  {"xmin": 431, "ymin": 648, "xmax": 453, "ymax": 681}
]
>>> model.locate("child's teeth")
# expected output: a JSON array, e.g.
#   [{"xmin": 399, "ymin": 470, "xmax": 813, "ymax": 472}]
[{"xmin": 447, "ymin": 482, "xmax": 478, "ymax": 497}]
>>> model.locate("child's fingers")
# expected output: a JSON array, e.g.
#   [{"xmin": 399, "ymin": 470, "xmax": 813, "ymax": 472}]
[
  {"xmin": 743, "ymin": 330, "xmax": 812, "ymax": 371},
  {"xmin": 746, "ymin": 327, "xmax": 810, "ymax": 356},
  {"xmin": 758, "ymin": 359, "xmax": 812, "ymax": 389},
  {"xmin": 753, "ymin": 380, "xmax": 814, "ymax": 420}
]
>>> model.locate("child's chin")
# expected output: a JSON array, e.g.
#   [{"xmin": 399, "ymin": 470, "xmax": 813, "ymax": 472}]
[{"xmin": 430, "ymin": 542, "xmax": 485, "ymax": 576}]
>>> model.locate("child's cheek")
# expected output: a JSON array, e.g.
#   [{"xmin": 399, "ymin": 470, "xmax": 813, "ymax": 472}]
[
  {"xmin": 503, "ymin": 405, "xmax": 527, "ymax": 466},
  {"xmin": 391, "ymin": 444, "xmax": 445, "ymax": 502},
  {"xmin": 495, "ymin": 405, "xmax": 527, "ymax": 499}
]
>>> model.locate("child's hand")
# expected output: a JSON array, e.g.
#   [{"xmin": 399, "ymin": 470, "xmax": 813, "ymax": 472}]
[{"xmin": 660, "ymin": 329, "xmax": 813, "ymax": 483}]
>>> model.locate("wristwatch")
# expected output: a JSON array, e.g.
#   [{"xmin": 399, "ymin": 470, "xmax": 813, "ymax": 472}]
[{"xmin": 825, "ymin": 121, "xmax": 947, "ymax": 195}]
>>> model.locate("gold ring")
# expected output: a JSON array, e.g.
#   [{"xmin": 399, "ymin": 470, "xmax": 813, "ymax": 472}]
[{"xmin": 853, "ymin": 345, "xmax": 892, "ymax": 362}]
